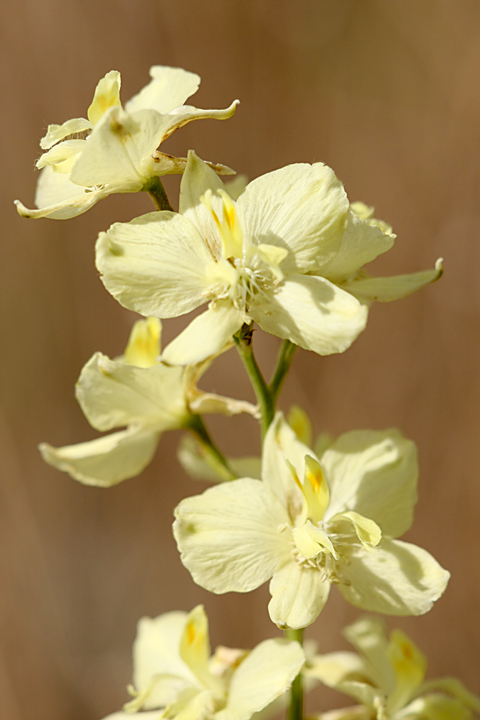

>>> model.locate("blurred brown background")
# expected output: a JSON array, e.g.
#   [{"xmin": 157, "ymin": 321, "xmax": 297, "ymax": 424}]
[{"xmin": 1, "ymin": 1, "xmax": 480, "ymax": 719}]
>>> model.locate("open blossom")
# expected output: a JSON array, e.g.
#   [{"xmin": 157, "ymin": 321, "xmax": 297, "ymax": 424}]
[
  {"xmin": 306, "ymin": 617, "xmax": 480, "ymax": 720},
  {"xmin": 40, "ymin": 317, "xmax": 255, "ymax": 487},
  {"xmin": 173, "ymin": 413, "xmax": 449, "ymax": 629},
  {"xmin": 101, "ymin": 605, "xmax": 305, "ymax": 720},
  {"xmin": 15, "ymin": 67, "xmax": 238, "ymax": 219},
  {"xmin": 96, "ymin": 151, "xmax": 442, "ymax": 365}
]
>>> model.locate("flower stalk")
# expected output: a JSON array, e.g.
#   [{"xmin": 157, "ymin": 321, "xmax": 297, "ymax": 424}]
[
  {"xmin": 234, "ymin": 324, "xmax": 275, "ymax": 436},
  {"xmin": 145, "ymin": 176, "xmax": 174, "ymax": 211},
  {"xmin": 187, "ymin": 413, "xmax": 236, "ymax": 481},
  {"xmin": 286, "ymin": 627, "xmax": 304, "ymax": 720}
]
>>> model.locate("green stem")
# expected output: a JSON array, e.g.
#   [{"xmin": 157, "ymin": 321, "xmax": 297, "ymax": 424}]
[
  {"xmin": 269, "ymin": 340, "xmax": 297, "ymax": 402},
  {"xmin": 285, "ymin": 628, "xmax": 304, "ymax": 720},
  {"xmin": 144, "ymin": 176, "xmax": 174, "ymax": 211},
  {"xmin": 234, "ymin": 325, "xmax": 274, "ymax": 436},
  {"xmin": 187, "ymin": 414, "xmax": 236, "ymax": 481}
]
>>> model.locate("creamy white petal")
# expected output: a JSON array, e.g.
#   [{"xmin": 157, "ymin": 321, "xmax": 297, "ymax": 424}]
[
  {"xmin": 161, "ymin": 303, "xmax": 244, "ymax": 366},
  {"xmin": 173, "ymin": 479, "xmax": 291, "ymax": 593},
  {"xmin": 125, "ymin": 66, "xmax": 200, "ymax": 114},
  {"xmin": 71, "ymin": 106, "xmax": 169, "ymax": 187},
  {"xmin": 342, "ymin": 260, "xmax": 443, "ymax": 303},
  {"xmin": 250, "ymin": 275, "xmax": 368, "ymax": 355},
  {"xmin": 76, "ymin": 352, "xmax": 188, "ymax": 432},
  {"xmin": 261, "ymin": 413, "xmax": 312, "ymax": 507},
  {"xmin": 179, "ymin": 151, "xmax": 225, "ymax": 258},
  {"xmin": 159, "ymin": 101, "xmax": 239, "ymax": 143},
  {"xmin": 96, "ymin": 212, "xmax": 212, "ymax": 318},
  {"xmin": 323, "ymin": 430, "xmax": 418, "ymax": 538},
  {"xmin": 133, "ymin": 612, "xmax": 198, "ymax": 708},
  {"xmin": 306, "ymin": 651, "xmax": 371, "ymax": 687},
  {"xmin": 400, "ymin": 694, "xmax": 473, "ymax": 720},
  {"xmin": 237, "ymin": 163, "xmax": 348, "ymax": 274},
  {"xmin": 15, "ymin": 166, "xmax": 109, "ymax": 219},
  {"xmin": 268, "ymin": 561, "xmax": 330, "ymax": 629},
  {"xmin": 40, "ymin": 117, "xmax": 92, "ymax": 150},
  {"xmin": 338, "ymin": 539, "xmax": 450, "ymax": 616},
  {"xmin": 342, "ymin": 618, "xmax": 395, "ymax": 694},
  {"xmin": 217, "ymin": 638, "xmax": 305, "ymax": 720},
  {"xmin": 321, "ymin": 210, "xmax": 395, "ymax": 282},
  {"xmin": 39, "ymin": 428, "xmax": 159, "ymax": 487},
  {"xmin": 189, "ymin": 391, "xmax": 258, "ymax": 418}
]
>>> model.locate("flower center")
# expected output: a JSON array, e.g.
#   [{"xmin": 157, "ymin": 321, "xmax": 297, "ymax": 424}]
[{"xmin": 201, "ymin": 189, "xmax": 287, "ymax": 313}]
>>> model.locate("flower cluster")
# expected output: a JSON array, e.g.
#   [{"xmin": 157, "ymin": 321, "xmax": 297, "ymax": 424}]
[{"xmin": 18, "ymin": 64, "xmax": 477, "ymax": 720}]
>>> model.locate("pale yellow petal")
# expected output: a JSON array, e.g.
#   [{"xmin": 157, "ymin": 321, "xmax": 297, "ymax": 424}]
[
  {"xmin": 342, "ymin": 260, "xmax": 443, "ymax": 303},
  {"xmin": 76, "ymin": 352, "xmax": 189, "ymax": 432},
  {"xmin": 158, "ymin": 100, "xmax": 239, "ymax": 143},
  {"xmin": 269, "ymin": 561, "xmax": 330, "ymax": 629},
  {"xmin": 161, "ymin": 303, "xmax": 244, "ymax": 366},
  {"xmin": 39, "ymin": 428, "xmax": 159, "ymax": 487},
  {"xmin": 15, "ymin": 166, "xmax": 109, "ymax": 219},
  {"xmin": 40, "ymin": 117, "xmax": 92, "ymax": 150},
  {"xmin": 342, "ymin": 617, "xmax": 395, "ymax": 693},
  {"xmin": 217, "ymin": 638, "xmax": 305, "ymax": 720},
  {"xmin": 125, "ymin": 66, "xmax": 200, "ymax": 114},
  {"xmin": 173, "ymin": 479, "xmax": 290, "ymax": 594},
  {"xmin": 322, "ymin": 430, "xmax": 418, "ymax": 538},
  {"xmin": 250, "ymin": 275, "xmax": 368, "ymax": 356},
  {"xmin": 132, "ymin": 611, "xmax": 197, "ymax": 708},
  {"xmin": 71, "ymin": 106, "xmax": 169, "ymax": 187},
  {"xmin": 338, "ymin": 539, "xmax": 450, "ymax": 616},
  {"xmin": 87, "ymin": 70, "xmax": 122, "ymax": 125},
  {"xmin": 237, "ymin": 163, "xmax": 349, "ymax": 274},
  {"xmin": 96, "ymin": 212, "xmax": 212, "ymax": 318},
  {"xmin": 321, "ymin": 209, "xmax": 395, "ymax": 283}
]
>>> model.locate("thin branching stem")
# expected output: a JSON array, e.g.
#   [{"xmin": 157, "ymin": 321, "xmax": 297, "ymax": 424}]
[
  {"xmin": 187, "ymin": 414, "xmax": 236, "ymax": 481},
  {"xmin": 145, "ymin": 176, "xmax": 174, "ymax": 211},
  {"xmin": 285, "ymin": 628, "xmax": 304, "ymax": 720}
]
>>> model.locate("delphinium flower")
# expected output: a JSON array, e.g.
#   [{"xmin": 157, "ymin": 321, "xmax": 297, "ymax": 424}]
[
  {"xmin": 15, "ymin": 67, "xmax": 238, "ymax": 219},
  {"xmin": 40, "ymin": 317, "xmax": 256, "ymax": 487},
  {"xmin": 95, "ymin": 151, "xmax": 442, "ymax": 365},
  {"xmin": 305, "ymin": 617, "xmax": 480, "ymax": 720},
  {"xmin": 173, "ymin": 413, "xmax": 449, "ymax": 629},
  {"xmin": 101, "ymin": 604, "xmax": 305, "ymax": 720}
]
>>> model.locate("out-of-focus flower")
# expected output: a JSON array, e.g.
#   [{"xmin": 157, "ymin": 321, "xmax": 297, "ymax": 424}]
[
  {"xmin": 40, "ymin": 317, "xmax": 255, "ymax": 486},
  {"xmin": 96, "ymin": 151, "xmax": 441, "ymax": 365},
  {"xmin": 15, "ymin": 67, "xmax": 237, "ymax": 219},
  {"xmin": 174, "ymin": 413, "xmax": 449, "ymax": 629},
  {"xmin": 306, "ymin": 617, "xmax": 480, "ymax": 720},
  {"xmin": 101, "ymin": 605, "xmax": 305, "ymax": 720}
]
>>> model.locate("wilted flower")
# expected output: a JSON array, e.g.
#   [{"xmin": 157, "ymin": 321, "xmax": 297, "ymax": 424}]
[
  {"xmin": 15, "ymin": 67, "xmax": 237, "ymax": 219},
  {"xmin": 173, "ymin": 413, "xmax": 449, "ymax": 629},
  {"xmin": 96, "ymin": 152, "xmax": 441, "ymax": 365}
]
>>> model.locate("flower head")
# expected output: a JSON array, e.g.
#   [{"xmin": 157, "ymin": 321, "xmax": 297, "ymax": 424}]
[
  {"xmin": 40, "ymin": 317, "xmax": 255, "ymax": 487},
  {"xmin": 15, "ymin": 67, "xmax": 238, "ymax": 219},
  {"xmin": 306, "ymin": 617, "xmax": 480, "ymax": 720},
  {"xmin": 173, "ymin": 413, "xmax": 449, "ymax": 629},
  {"xmin": 101, "ymin": 605, "xmax": 305, "ymax": 720},
  {"xmin": 96, "ymin": 152, "xmax": 442, "ymax": 364}
]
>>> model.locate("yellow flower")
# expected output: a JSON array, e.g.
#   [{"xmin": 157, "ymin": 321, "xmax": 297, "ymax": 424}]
[
  {"xmin": 96, "ymin": 152, "xmax": 441, "ymax": 364},
  {"xmin": 307, "ymin": 617, "xmax": 480, "ymax": 720},
  {"xmin": 173, "ymin": 413, "xmax": 449, "ymax": 629},
  {"xmin": 40, "ymin": 318, "xmax": 255, "ymax": 487},
  {"xmin": 15, "ymin": 67, "xmax": 237, "ymax": 219},
  {"xmin": 100, "ymin": 605, "xmax": 305, "ymax": 720}
]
